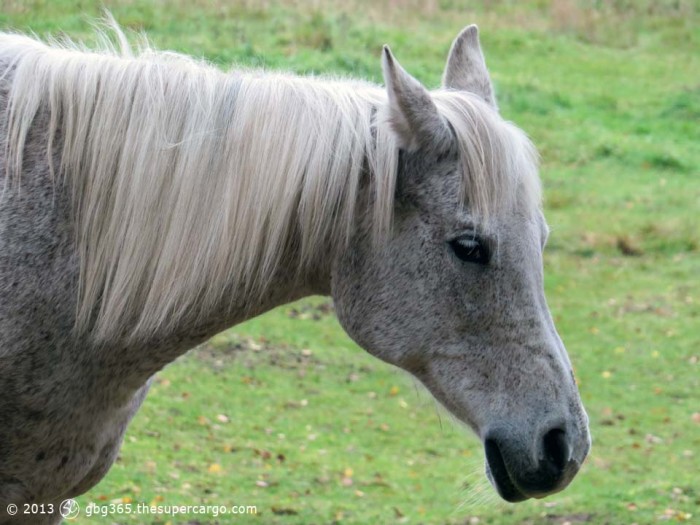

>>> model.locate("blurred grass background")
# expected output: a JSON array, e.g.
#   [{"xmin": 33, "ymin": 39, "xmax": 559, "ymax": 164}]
[{"xmin": 1, "ymin": 1, "xmax": 698, "ymax": 523}]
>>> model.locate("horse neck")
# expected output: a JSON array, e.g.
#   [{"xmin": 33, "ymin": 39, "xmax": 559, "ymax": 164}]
[{"xmin": 1, "ymin": 34, "xmax": 385, "ymax": 400}]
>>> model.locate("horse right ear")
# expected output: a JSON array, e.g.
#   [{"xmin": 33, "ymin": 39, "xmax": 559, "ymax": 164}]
[
  {"xmin": 382, "ymin": 45, "xmax": 451, "ymax": 152},
  {"xmin": 442, "ymin": 25, "xmax": 497, "ymax": 110}
]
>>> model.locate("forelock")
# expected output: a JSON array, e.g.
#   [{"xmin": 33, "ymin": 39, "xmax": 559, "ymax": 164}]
[{"xmin": 432, "ymin": 90, "xmax": 541, "ymax": 223}]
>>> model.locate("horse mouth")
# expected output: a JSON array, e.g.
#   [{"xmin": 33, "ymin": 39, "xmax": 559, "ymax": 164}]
[{"xmin": 484, "ymin": 438, "xmax": 529, "ymax": 502}]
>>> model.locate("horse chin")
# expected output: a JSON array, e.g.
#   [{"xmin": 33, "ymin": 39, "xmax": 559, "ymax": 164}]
[{"xmin": 484, "ymin": 442, "xmax": 530, "ymax": 503}]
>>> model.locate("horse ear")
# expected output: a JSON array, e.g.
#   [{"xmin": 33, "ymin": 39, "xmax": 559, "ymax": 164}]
[
  {"xmin": 382, "ymin": 45, "xmax": 451, "ymax": 151},
  {"xmin": 442, "ymin": 25, "xmax": 497, "ymax": 109}
]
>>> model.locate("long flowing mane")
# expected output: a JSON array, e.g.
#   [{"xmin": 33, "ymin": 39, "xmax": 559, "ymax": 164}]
[{"xmin": 0, "ymin": 26, "xmax": 539, "ymax": 341}]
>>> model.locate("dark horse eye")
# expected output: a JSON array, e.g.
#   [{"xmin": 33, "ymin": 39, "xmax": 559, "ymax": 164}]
[{"xmin": 449, "ymin": 235, "xmax": 490, "ymax": 265}]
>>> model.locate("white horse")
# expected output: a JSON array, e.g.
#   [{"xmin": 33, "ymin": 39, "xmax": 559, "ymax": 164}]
[{"xmin": 0, "ymin": 22, "xmax": 590, "ymax": 524}]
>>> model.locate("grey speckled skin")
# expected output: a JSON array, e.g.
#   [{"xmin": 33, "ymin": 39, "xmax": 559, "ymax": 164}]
[{"xmin": 0, "ymin": 26, "xmax": 589, "ymax": 524}]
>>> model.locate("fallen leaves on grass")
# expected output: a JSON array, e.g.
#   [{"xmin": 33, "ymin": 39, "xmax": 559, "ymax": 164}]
[
  {"xmin": 617, "ymin": 235, "xmax": 643, "ymax": 256},
  {"xmin": 340, "ymin": 466, "xmax": 354, "ymax": 486},
  {"xmin": 645, "ymin": 433, "xmax": 663, "ymax": 445},
  {"xmin": 658, "ymin": 508, "xmax": 693, "ymax": 521},
  {"xmin": 287, "ymin": 301, "xmax": 334, "ymax": 320},
  {"xmin": 599, "ymin": 407, "xmax": 625, "ymax": 426},
  {"xmin": 207, "ymin": 463, "xmax": 222, "ymax": 473},
  {"xmin": 365, "ymin": 472, "xmax": 391, "ymax": 487}
]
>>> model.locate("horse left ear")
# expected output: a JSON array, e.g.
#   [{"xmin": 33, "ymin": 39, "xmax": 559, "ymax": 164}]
[
  {"xmin": 442, "ymin": 25, "xmax": 497, "ymax": 110},
  {"xmin": 382, "ymin": 45, "xmax": 451, "ymax": 151}
]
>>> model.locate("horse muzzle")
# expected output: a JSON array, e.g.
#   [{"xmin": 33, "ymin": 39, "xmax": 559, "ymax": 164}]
[{"xmin": 483, "ymin": 424, "xmax": 590, "ymax": 502}]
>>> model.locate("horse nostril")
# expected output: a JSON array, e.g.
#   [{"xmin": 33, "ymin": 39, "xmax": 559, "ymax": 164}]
[
  {"xmin": 484, "ymin": 436, "xmax": 527, "ymax": 502},
  {"xmin": 542, "ymin": 428, "xmax": 569, "ymax": 473}
]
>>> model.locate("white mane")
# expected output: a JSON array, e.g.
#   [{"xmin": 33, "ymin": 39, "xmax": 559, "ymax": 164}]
[{"xmin": 0, "ymin": 27, "xmax": 540, "ymax": 341}]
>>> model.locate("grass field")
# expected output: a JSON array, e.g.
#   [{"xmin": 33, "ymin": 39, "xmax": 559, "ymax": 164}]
[{"xmin": 1, "ymin": 1, "xmax": 699, "ymax": 524}]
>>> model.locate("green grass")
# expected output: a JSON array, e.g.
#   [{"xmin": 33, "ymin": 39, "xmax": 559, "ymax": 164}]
[{"xmin": 2, "ymin": 1, "xmax": 699, "ymax": 524}]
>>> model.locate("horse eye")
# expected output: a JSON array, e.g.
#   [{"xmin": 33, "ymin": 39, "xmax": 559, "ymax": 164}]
[{"xmin": 449, "ymin": 235, "xmax": 490, "ymax": 265}]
